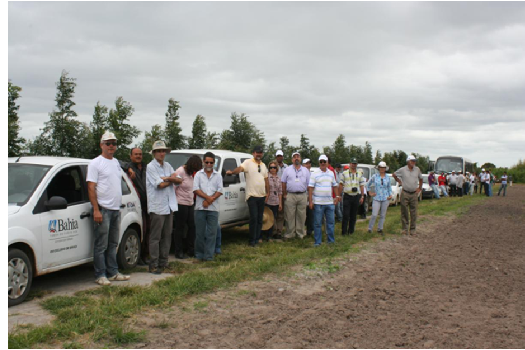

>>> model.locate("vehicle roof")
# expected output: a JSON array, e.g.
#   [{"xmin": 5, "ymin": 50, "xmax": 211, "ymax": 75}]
[
  {"xmin": 8, "ymin": 156, "xmax": 90, "ymax": 166},
  {"xmin": 341, "ymin": 163, "xmax": 376, "ymax": 168},
  {"xmin": 169, "ymin": 149, "xmax": 253, "ymax": 158}
]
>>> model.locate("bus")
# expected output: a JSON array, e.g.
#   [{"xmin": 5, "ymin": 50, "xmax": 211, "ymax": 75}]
[{"xmin": 434, "ymin": 155, "xmax": 475, "ymax": 174}]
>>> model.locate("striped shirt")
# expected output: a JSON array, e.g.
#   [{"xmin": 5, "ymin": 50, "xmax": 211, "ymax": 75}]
[
  {"xmin": 340, "ymin": 169, "xmax": 366, "ymax": 195},
  {"xmin": 308, "ymin": 169, "xmax": 337, "ymax": 205}
]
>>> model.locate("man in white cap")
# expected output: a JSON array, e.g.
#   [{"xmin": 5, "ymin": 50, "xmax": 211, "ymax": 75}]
[
  {"xmin": 302, "ymin": 158, "xmax": 313, "ymax": 235},
  {"xmin": 308, "ymin": 155, "xmax": 340, "ymax": 247},
  {"xmin": 274, "ymin": 150, "xmax": 288, "ymax": 238},
  {"xmin": 87, "ymin": 131, "xmax": 131, "ymax": 285},
  {"xmin": 281, "ymin": 151, "xmax": 311, "ymax": 239},
  {"xmin": 393, "ymin": 155, "xmax": 423, "ymax": 235},
  {"xmin": 146, "ymin": 140, "xmax": 182, "ymax": 274},
  {"xmin": 480, "ymin": 168, "xmax": 489, "ymax": 195},
  {"xmin": 448, "ymin": 171, "xmax": 458, "ymax": 197}
]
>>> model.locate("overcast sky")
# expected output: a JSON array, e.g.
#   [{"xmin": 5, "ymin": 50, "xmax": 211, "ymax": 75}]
[{"xmin": 8, "ymin": 2, "xmax": 525, "ymax": 167}]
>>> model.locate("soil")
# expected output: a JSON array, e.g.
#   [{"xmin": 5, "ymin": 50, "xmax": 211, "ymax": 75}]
[{"xmin": 129, "ymin": 186, "xmax": 525, "ymax": 349}]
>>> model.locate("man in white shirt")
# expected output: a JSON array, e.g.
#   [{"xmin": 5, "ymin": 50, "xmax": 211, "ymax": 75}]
[
  {"xmin": 498, "ymin": 172, "xmax": 508, "ymax": 197},
  {"xmin": 87, "ymin": 131, "xmax": 131, "ymax": 286}
]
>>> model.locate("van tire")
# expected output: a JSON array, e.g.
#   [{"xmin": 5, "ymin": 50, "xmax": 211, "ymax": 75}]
[
  {"xmin": 8, "ymin": 248, "xmax": 33, "ymax": 307},
  {"xmin": 117, "ymin": 228, "xmax": 141, "ymax": 270}
]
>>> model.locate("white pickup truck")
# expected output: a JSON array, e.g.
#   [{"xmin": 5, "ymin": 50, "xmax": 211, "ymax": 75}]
[
  {"xmin": 165, "ymin": 149, "xmax": 252, "ymax": 228},
  {"xmin": 8, "ymin": 157, "xmax": 143, "ymax": 306}
]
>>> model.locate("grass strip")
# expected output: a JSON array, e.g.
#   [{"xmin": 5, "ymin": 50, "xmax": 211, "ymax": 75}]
[{"xmin": 8, "ymin": 195, "xmax": 485, "ymax": 348}]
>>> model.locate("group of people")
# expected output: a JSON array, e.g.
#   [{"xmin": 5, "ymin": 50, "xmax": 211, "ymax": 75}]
[
  {"xmin": 86, "ymin": 130, "xmax": 507, "ymax": 286},
  {"xmin": 427, "ymin": 169, "xmax": 510, "ymax": 199}
]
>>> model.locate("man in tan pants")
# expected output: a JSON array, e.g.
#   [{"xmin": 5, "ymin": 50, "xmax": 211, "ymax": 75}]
[
  {"xmin": 393, "ymin": 155, "xmax": 423, "ymax": 235},
  {"xmin": 281, "ymin": 151, "xmax": 311, "ymax": 239}
]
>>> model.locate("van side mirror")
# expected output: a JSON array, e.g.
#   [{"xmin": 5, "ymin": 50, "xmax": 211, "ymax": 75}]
[
  {"xmin": 223, "ymin": 173, "xmax": 238, "ymax": 186},
  {"xmin": 45, "ymin": 196, "xmax": 68, "ymax": 210}
]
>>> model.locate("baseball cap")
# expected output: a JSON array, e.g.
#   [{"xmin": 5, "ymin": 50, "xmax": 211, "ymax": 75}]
[
  {"xmin": 276, "ymin": 150, "xmax": 284, "ymax": 157},
  {"xmin": 319, "ymin": 154, "xmax": 328, "ymax": 162},
  {"xmin": 350, "ymin": 158, "xmax": 358, "ymax": 164},
  {"xmin": 252, "ymin": 145, "xmax": 264, "ymax": 153},
  {"xmin": 302, "ymin": 158, "xmax": 311, "ymax": 164},
  {"xmin": 101, "ymin": 130, "xmax": 117, "ymax": 142},
  {"xmin": 292, "ymin": 151, "xmax": 301, "ymax": 157},
  {"xmin": 406, "ymin": 155, "xmax": 417, "ymax": 162}
]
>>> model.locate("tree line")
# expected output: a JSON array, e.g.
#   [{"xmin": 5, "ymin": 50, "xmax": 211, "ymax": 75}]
[{"xmin": 8, "ymin": 70, "xmax": 519, "ymax": 178}]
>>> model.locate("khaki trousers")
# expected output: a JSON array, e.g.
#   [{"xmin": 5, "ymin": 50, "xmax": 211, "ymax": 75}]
[
  {"xmin": 284, "ymin": 193, "xmax": 307, "ymax": 239},
  {"xmin": 400, "ymin": 191, "xmax": 418, "ymax": 232}
]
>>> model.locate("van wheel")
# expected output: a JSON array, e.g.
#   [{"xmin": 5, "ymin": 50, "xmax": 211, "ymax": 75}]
[
  {"xmin": 8, "ymin": 249, "xmax": 33, "ymax": 307},
  {"xmin": 117, "ymin": 228, "xmax": 141, "ymax": 270}
]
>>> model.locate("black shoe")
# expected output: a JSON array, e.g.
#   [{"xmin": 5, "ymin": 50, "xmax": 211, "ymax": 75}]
[
  {"xmin": 149, "ymin": 267, "xmax": 161, "ymax": 275},
  {"xmin": 378, "ymin": 229, "xmax": 383, "ymax": 235},
  {"xmin": 175, "ymin": 252, "xmax": 186, "ymax": 260}
]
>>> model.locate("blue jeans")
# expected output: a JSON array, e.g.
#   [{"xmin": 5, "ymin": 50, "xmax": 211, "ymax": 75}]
[
  {"xmin": 194, "ymin": 210, "xmax": 219, "ymax": 261},
  {"xmin": 335, "ymin": 201, "xmax": 343, "ymax": 221},
  {"xmin": 498, "ymin": 184, "xmax": 507, "ymax": 196},
  {"xmin": 314, "ymin": 204, "xmax": 335, "ymax": 246},
  {"xmin": 439, "ymin": 185, "xmax": 448, "ymax": 197},
  {"xmin": 92, "ymin": 208, "xmax": 120, "ymax": 279},
  {"xmin": 431, "ymin": 184, "xmax": 440, "ymax": 199},
  {"xmin": 215, "ymin": 225, "xmax": 222, "ymax": 254},
  {"xmin": 488, "ymin": 183, "xmax": 493, "ymax": 197},
  {"xmin": 247, "ymin": 196, "xmax": 265, "ymax": 245}
]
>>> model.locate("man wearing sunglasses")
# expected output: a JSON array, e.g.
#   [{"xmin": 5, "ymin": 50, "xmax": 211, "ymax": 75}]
[
  {"xmin": 146, "ymin": 140, "xmax": 182, "ymax": 274},
  {"xmin": 226, "ymin": 145, "xmax": 269, "ymax": 247},
  {"xmin": 281, "ymin": 151, "xmax": 311, "ymax": 240},
  {"xmin": 87, "ymin": 131, "xmax": 131, "ymax": 286}
]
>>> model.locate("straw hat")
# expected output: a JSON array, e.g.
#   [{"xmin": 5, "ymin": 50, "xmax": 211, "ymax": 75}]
[{"xmin": 262, "ymin": 207, "xmax": 275, "ymax": 231}]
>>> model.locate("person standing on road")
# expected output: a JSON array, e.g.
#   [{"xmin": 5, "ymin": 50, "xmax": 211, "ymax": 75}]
[
  {"xmin": 193, "ymin": 152, "xmax": 223, "ymax": 261},
  {"xmin": 146, "ymin": 141, "xmax": 181, "ymax": 274},
  {"xmin": 438, "ymin": 172, "xmax": 449, "ymax": 197},
  {"xmin": 264, "ymin": 161, "xmax": 283, "ymax": 241},
  {"xmin": 86, "ymin": 131, "xmax": 131, "ymax": 286},
  {"xmin": 302, "ymin": 158, "xmax": 314, "ymax": 236},
  {"xmin": 428, "ymin": 170, "xmax": 440, "ymax": 199},
  {"xmin": 498, "ymin": 172, "xmax": 508, "ymax": 196},
  {"xmin": 393, "ymin": 155, "xmax": 423, "ymax": 235},
  {"xmin": 338, "ymin": 158, "xmax": 366, "ymax": 236},
  {"xmin": 448, "ymin": 171, "xmax": 458, "ymax": 197},
  {"xmin": 281, "ymin": 151, "xmax": 311, "ymax": 240},
  {"xmin": 274, "ymin": 150, "xmax": 288, "ymax": 237},
  {"xmin": 226, "ymin": 145, "xmax": 269, "ymax": 247},
  {"xmin": 120, "ymin": 148, "xmax": 150, "ymax": 266},
  {"xmin": 367, "ymin": 162, "xmax": 393, "ymax": 235},
  {"xmin": 308, "ymin": 155, "xmax": 340, "ymax": 247},
  {"xmin": 172, "ymin": 155, "xmax": 203, "ymax": 259}
]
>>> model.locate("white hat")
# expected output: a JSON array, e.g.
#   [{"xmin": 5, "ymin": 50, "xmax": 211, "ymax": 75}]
[
  {"xmin": 276, "ymin": 150, "xmax": 284, "ymax": 157},
  {"xmin": 319, "ymin": 154, "xmax": 328, "ymax": 162},
  {"xmin": 101, "ymin": 130, "xmax": 117, "ymax": 142},
  {"xmin": 481, "ymin": 168, "xmax": 485, "ymax": 171},
  {"xmin": 151, "ymin": 140, "xmax": 172, "ymax": 154},
  {"xmin": 292, "ymin": 151, "xmax": 301, "ymax": 157},
  {"xmin": 302, "ymin": 158, "xmax": 311, "ymax": 164},
  {"xmin": 376, "ymin": 161, "xmax": 389, "ymax": 171},
  {"xmin": 406, "ymin": 154, "xmax": 417, "ymax": 162}
]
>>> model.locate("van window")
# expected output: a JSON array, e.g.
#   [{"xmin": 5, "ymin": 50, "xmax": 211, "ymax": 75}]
[
  {"xmin": 121, "ymin": 177, "xmax": 131, "ymax": 195},
  {"xmin": 222, "ymin": 158, "xmax": 240, "ymax": 187},
  {"xmin": 46, "ymin": 166, "xmax": 87, "ymax": 205},
  {"xmin": 8, "ymin": 164, "xmax": 51, "ymax": 205},
  {"xmin": 358, "ymin": 167, "xmax": 370, "ymax": 180}
]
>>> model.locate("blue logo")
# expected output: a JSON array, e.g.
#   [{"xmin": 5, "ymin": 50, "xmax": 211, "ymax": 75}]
[{"xmin": 48, "ymin": 220, "xmax": 57, "ymax": 233}]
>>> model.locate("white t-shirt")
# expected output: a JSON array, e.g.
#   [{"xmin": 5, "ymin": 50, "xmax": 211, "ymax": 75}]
[{"xmin": 86, "ymin": 155, "xmax": 122, "ymax": 210}]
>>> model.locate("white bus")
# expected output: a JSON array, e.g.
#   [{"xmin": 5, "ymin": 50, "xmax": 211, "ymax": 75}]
[{"xmin": 434, "ymin": 155, "xmax": 475, "ymax": 174}]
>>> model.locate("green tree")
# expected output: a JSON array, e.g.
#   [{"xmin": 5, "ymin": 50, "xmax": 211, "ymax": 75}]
[
  {"xmin": 8, "ymin": 81, "xmax": 25, "ymax": 156},
  {"xmin": 189, "ymin": 115, "xmax": 207, "ymax": 149},
  {"xmin": 139, "ymin": 124, "xmax": 165, "ymax": 163},
  {"xmin": 165, "ymin": 98, "xmax": 185, "ymax": 150},
  {"xmin": 218, "ymin": 112, "xmax": 263, "ymax": 153},
  {"xmin": 331, "ymin": 134, "xmax": 350, "ymax": 165},
  {"xmin": 205, "ymin": 131, "xmax": 219, "ymax": 149},
  {"xmin": 362, "ymin": 141, "xmax": 374, "ymax": 164},
  {"xmin": 279, "ymin": 136, "xmax": 294, "ymax": 163},
  {"xmin": 107, "ymin": 96, "xmax": 140, "ymax": 160},
  {"xmin": 480, "ymin": 162, "xmax": 496, "ymax": 170},
  {"xmin": 374, "ymin": 150, "xmax": 382, "ymax": 165},
  {"xmin": 29, "ymin": 70, "xmax": 88, "ymax": 157},
  {"xmin": 298, "ymin": 134, "xmax": 319, "ymax": 166},
  {"xmin": 86, "ymin": 102, "xmax": 109, "ymax": 159},
  {"xmin": 262, "ymin": 142, "xmax": 277, "ymax": 164}
]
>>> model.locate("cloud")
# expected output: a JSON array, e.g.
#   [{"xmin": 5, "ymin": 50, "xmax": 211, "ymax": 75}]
[{"xmin": 8, "ymin": 2, "xmax": 525, "ymax": 167}]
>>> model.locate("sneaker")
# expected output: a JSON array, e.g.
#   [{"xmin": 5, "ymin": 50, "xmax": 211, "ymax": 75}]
[
  {"xmin": 367, "ymin": 229, "xmax": 372, "ymax": 233},
  {"xmin": 108, "ymin": 273, "xmax": 130, "ymax": 281},
  {"xmin": 175, "ymin": 252, "xmax": 186, "ymax": 259},
  {"xmin": 96, "ymin": 277, "xmax": 111, "ymax": 286},
  {"xmin": 215, "ymin": 249, "xmax": 222, "ymax": 255},
  {"xmin": 378, "ymin": 229, "xmax": 384, "ymax": 235}
]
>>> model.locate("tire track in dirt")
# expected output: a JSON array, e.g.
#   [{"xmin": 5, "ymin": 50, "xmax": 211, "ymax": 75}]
[{"xmin": 130, "ymin": 187, "xmax": 525, "ymax": 349}]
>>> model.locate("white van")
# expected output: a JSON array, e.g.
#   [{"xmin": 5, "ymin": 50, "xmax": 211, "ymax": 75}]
[
  {"xmin": 165, "ymin": 150, "xmax": 252, "ymax": 228},
  {"xmin": 8, "ymin": 157, "xmax": 143, "ymax": 306}
]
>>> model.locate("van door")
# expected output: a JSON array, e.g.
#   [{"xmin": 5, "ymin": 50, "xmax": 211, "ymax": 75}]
[
  {"xmin": 219, "ymin": 158, "xmax": 243, "ymax": 223},
  {"xmin": 37, "ymin": 166, "xmax": 93, "ymax": 268}
]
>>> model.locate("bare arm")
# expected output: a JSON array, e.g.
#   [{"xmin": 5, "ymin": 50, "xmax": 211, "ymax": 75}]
[
  {"xmin": 308, "ymin": 187, "xmax": 314, "ymax": 209},
  {"xmin": 226, "ymin": 166, "xmax": 244, "ymax": 175},
  {"xmin": 87, "ymin": 182, "xmax": 102, "ymax": 223}
]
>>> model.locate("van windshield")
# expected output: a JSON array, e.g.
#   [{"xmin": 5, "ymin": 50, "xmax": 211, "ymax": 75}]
[
  {"xmin": 165, "ymin": 153, "xmax": 221, "ymax": 172},
  {"xmin": 9, "ymin": 164, "xmax": 51, "ymax": 205},
  {"xmin": 357, "ymin": 167, "xmax": 370, "ymax": 180}
]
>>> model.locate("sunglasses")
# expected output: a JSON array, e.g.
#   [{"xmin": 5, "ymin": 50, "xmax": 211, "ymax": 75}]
[
  {"xmin": 269, "ymin": 166, "xmax": 277, "ymax": 169},
  {"xmin": 104, "ymin": 141, "xmax": 117, "ymax": 146},
  {"xmin": 319, "ymin": 160, "xmax": 327, "ymax": 164},
  {"xmin": 204, "ymin": 161, "xmax": 214, "ymax": 164},
  {"xmin": 258, "ymin": 164, "xmax": 261, "ymax": 173}
]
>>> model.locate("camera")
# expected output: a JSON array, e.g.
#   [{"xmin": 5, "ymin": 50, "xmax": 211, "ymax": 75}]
[{"xmin": 352, "ymin": 187, "xmax": 358, "ymax": 193}]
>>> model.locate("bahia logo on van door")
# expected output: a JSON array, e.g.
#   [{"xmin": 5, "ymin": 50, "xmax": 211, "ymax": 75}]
[{"xmin": 48, "ymin": 218, "xmax": 79, "ymax": 233}]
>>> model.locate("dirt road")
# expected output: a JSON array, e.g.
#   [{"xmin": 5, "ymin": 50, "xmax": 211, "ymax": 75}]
[{"xmin": 131, "ymin": 187, "xmax": 524, "ymax": 349}]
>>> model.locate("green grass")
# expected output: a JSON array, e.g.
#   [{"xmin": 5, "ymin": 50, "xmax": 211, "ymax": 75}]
[{"xmin": 8, "ymin": 194, "xmax": 486, "ymax": 348}]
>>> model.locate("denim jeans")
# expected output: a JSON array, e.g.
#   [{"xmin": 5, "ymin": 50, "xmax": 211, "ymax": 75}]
[
  {"xmin": 439, "ymin": 185, "xmax": 448, "ymax": 197},
  {"xmin": 215, "ymin": 225, "xmax": 222, "ymax": 254},
  {"xmin": 92, "ymin": 208, "xmax": 120, "ymax": 279},
  {"xmin": 484, "ymin": 183, "xmax": 490, "ymax": 196},
  {"xmin": 498, "ymin": 184, "xmax": 507, "ymax": 196},
  {"xmin": 488, "ymin": 183, "xmax": 493, "ymax": 197},
  {"xmin": 247, "ymin": 196, "xmax": 265, "ymax": 245},
  {"xmin": 314, "ymin": 204, "xmax": 335, "ymax": 246},
  {"xmin": 335, "ymin": 201, "xmax": 343, "ymax": 221},
  {"xmin": 368, "ymin": 200, "xmax": 390, "ymax": 231},
  {"xmin": 430, "ymin": 184, "xmax": 440, "ymax": 199},
  {"xmin": 194, "ymin": 210, "xmax": 219, "ymax": 261}
]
